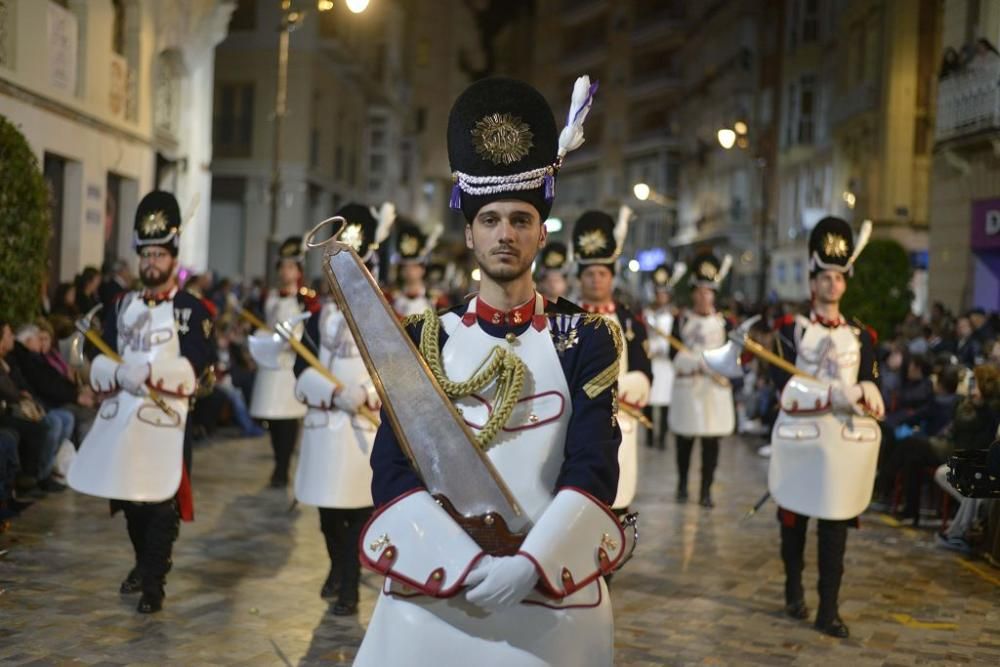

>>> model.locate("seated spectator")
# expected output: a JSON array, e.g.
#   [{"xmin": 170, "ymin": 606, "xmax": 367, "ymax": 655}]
[
  {"xmin": 206, "ymin": 321, "xmax": 264, "ymax": 438},
  {"xmin": 0, "ymin": 321, "xmax": 63, "ymax": 495},
  {"xmin": 74, "ymin": 266, "xmax": 102, "ymax": 315},
  {"xmin": 51, "ymin": 282, "xmax": 78, "ymax": 319},
  {"xmin": 935, "ymin": 364, "xmax": 1000, "ymax": 552},
  {"xmin": 98, "ymin": 259, "xmax": 132, "ymax": 310},
  {"xmin": 955, "ymin": 316, "xmax": 982, "ymax": 368},
  {"xmin": 26, "ymin": 319, "xmax": 97, "ymax": 444},
  {"xmin": 884, "ymin": 365, "xmax": 963, "ymax": 520},
  {"xmin": 0, "ymin": 427, "xmax": 21, "ymax": 529}
]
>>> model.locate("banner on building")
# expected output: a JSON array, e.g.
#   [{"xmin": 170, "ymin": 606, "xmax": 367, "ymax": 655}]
[
  {"xmin": 109, "ymin": 53, "xmax": 127, "ymax": 118},
  {"xmin": 971, "ymin": 198, "xmax": 1000, "ymax": 251},
  {"xmin": 47, "ymin": 1, "xmax": 77, "ymax": 95}
]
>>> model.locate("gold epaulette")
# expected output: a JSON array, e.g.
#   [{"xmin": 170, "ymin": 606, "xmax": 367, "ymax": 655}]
[{"xmin": 580, "ymin": 313, "xmax": 623, "ymax": 399}]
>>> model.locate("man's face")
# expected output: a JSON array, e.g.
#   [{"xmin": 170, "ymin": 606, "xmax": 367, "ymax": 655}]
[
  {"xmin": 692, "ymin": 286, "xmax": 715, "ymax": 314},
  {"xmin": 465, "ymin": 201, "xmax": 545, "ymax": 284},
  {"xmin": 538, "ymin": 271, "xmax": 567, "ymax": 300},
  {"xmin": 278, "ymin": 259, "xmax": 302, "ymax": 288},
  {"xmin": 579, "ymin": 265, "xmax": 614, "ymax": 304},
  {"xmin": 21, "ymin": 333, "xmax": 42, "ymax": 354},
  {"xmin": 139, "ymin": 247, "xmax": 177, "ymax": 289},
  {"xmin": 654, "ymin": 289, "xmax": 670, "ymax": 307},
  {"xmin": 957, "ymin": 317, "xmax": 972, "ymax": 338},
  {"xmin": 970, "ymin": 312, "xmax": 986, "ymax": 329},
  {"xmin": 0, "ymin": 326, "xmax": 13, "ymax": 356},
  {"xmin": 810, "ymin": 270, "xmax": 847, "ymax": 305},
  {"xmin": 401, "ymin": 263, "xmax": 425, "ymax": 284}
]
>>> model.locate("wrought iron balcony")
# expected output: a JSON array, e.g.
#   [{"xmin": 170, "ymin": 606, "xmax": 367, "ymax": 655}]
[{"xmin": 935, "ymin": 57, "xmax": 1000, "ymax": 143}]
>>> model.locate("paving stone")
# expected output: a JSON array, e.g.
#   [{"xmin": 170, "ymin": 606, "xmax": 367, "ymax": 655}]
[{"xmin": 2, "ymin": 432, "xmax": 1000, "ymax": 664}]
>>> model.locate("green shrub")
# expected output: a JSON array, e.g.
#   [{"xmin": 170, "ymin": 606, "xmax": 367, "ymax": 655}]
[{"xmin": 841, "ymin": 238, "xmax": 914, "ymax": 341}]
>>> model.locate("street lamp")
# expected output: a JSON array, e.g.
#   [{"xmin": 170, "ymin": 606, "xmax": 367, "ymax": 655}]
[
  {"xmin": 631, "ymin": 182, "xmax": 675, "ymax": 208},
  {"xmin": 717, "ymin": 128, "xmax": 737, "ymax": 150},
  {"xmin": 633, "ymin": 182, "xmax": 651, "ymax": 201},
  {"xmin": 266, "ymin": 0, "xmax": 367, "ymax": 285}
]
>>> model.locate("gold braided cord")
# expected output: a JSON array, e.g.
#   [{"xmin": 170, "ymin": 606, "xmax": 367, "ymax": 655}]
[
  {"xmin": 584, "ymin": 360, "xmax": 619, "ymax": 399},
  {"xmin": 400, "ymin": 313, "xmax": 424, "ymax": 329},
  {"xmin": 417, "ymin": 308, "xmax": 526, "ymax": 450}
]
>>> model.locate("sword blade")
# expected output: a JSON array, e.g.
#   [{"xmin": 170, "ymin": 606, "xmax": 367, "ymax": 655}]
[{"xmin": 322, "ymin": 243, "xmax": 522, "ymax": 521}]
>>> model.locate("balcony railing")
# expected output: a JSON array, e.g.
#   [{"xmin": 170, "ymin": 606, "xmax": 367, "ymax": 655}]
[{"xmin": 936, "ymin": 57, "xmax": 1000, "ymax": 142}]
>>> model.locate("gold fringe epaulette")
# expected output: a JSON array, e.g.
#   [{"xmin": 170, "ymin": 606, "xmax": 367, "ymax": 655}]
[{"xmin": 580, "ymin": 313, "xmax": 623, "ymax": 399}]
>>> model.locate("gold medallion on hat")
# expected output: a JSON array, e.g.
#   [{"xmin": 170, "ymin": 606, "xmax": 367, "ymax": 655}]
[
  {"xmin": 141, "ymin": 211, "xmax": 168, "ymax": 236},
  {"xmin": 471, "ymin": 113, "xmax": 534, "ymax": 165},
  {"xmin": 545, "ymin": 251, "xmax": 565, "ymax": 268},
  {"xmin": 578, "ymin": 230, "xmax": 608, "ymax": 256},
  {"xmin": 699, "ymin": 262, "xmax": 717, "ymax": 280},
  {"xmin": 339, "ymin": 224, "xmax": 364, "ymax": 253},
  {"xmin": 823, "ymin": 233, "xmax": 849, "ymax": 258},
  {"xmin": 399, "ymin": 234, "xmax": 420, "ymax": 256},
  {"xmin": 654, "ymin": 268, "xmax": 669, "ymax": 284}
]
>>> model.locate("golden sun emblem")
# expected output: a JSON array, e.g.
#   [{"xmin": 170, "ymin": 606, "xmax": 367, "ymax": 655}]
[
  {"xmin": 339, "ymin": 224, "xmax": 364, "ymax": 253},
  {"xmin": 545, "ymin": 251, "xmax": 565, "ymax": 268},
  {"xmin": 823, "ymin": 233, "xmax": 849, "ymax": 258},
  {"xmin": 654, "ymin": 268, "xmax": 669, "ymax": 284},
  {"xmin": 141, "ymin": 211, "xmax": 168, "ymax": 236},
  {"xmin": 399, "ymin": 234, "xmax": 420, "ymax": 256},
  {"xmin": 471, "ymin": 113, "xmax": 534, "ymax": 165},
  {"xmin": 699, "ymin": 262, "xmax": 718, "ymax": 280},
  {"xmin": 578, "ymin": 230, "xmax": 608, "ymax": 256}
]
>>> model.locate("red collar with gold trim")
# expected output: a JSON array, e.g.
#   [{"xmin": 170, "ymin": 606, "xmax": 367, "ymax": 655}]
[
  {"xmin": 581, "ymin": 302, "xmax": 616, "ymax": 315},
  {"xmin": 810, "ymin": 311, "xmax": 845, "ymax": 328},
  {"xmin": 141, "ymin": 286, "xmax": 178, "ymax": 306},
  {"xmin": 462, "ymin": 294, "xmax": 548, "ymax": 331}
]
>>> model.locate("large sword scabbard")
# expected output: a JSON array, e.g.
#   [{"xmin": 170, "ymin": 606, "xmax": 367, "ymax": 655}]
[{"xmin": 311, "ymin": 221, "xmax": 523, "ymax": 527}]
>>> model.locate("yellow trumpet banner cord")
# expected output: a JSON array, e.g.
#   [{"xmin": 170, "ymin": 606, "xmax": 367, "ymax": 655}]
[{"xmin": 416, "ymin": 309, "xmax": 526, "ymax": 451}]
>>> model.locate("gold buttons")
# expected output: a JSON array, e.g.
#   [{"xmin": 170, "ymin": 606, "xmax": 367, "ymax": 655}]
[
  {"xmin": 483, "ymin": 514, "xmax": 495, "ymax": 526},
  {"xmin": 561, "ymin": 570, "xmax": 572, "ymax": 580},
  {"xmin": 528, "ymin": 413, "xmax": 539, "ymax": 423},
  {"xmin": 505, "ymin": 333, "xmax": 517, "ymax": 344},
  {"xmin": 432, "ymin": 570, "xmax": 443, "ymax": 581}
]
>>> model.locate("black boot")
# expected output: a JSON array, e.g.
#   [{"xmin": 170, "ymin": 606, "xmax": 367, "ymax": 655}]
[
  {"xmin": 784, "ymin": 600, "xmax": 809, "ymax": 620},
  {"xmin": 137, "ymin": 584, "xmax": 164, "ymax": 614},
  {"xmin": 699, "ymin": 438, "xmax": 719, "ymax": 508},
  {"xmin": 332, "ymin": 598, "xmax": 359, "ymax": 616},
  {"xmin": 320, "ymin": 567, "xmax": 339, "ymax": 600},
  {"xmin": 699, "ymin": 487, "xmax": 714, "ymax": 508},
  {"xmin": 676, "ymin": 480, "xmax": 688, "ymax": 503},
  {"xmin": 814, "ymin": 615, "xmax": 850, "ymax": 638},
  {"xmin": 780, "ymin": 513, "xmax": 808, "ymax": 620},
  {"xmin": 120, "ymin": 567, "xmax": 141, "ymax": 595}
]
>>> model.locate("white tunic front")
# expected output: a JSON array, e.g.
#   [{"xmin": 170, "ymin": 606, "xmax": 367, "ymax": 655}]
[
  {"xmin": 668, "ymin": 312, "xmax": 735, "ymax": 437},
  {"xmin": 644, "ymin": 307, "xmax": 675, "ymax": 406},
  {"xmin": 249, "ymin": 292, "xmax": 307, "ymax": 419},
  {"xmin": 294, "ymin": 304, "xmax": 375, "ymax": 508},
  {"xmin": 70, "ymin": 292, "xmax": 191, "ymax": 502},
  {"xmin": 769, "ymin": 316, "xmax": 881, "ymax": 519},
  {"xmin": 354, "ymin": 297, "xmax": 615, "ymax": 667}
]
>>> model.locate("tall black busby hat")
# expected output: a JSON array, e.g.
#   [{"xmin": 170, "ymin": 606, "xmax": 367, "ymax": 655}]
[
  {"xmin": 572, "ymin": 206, "xmax": 632, "ymax": 274},
  {"xmin": 808, "ymin": 216, "xmax": 872, "ymax": 277},
  {"xmin": 396, "ymin": 218, "xmax": 442, "ymax": 265},
  {"xmin": 448, "ymin": 75, "xmax": 597, "ymax": 222},
  {"xmin": 690, "ymin": 251, "xmax": 732, "ymax": 290},
  {"xmin": 280, "ymin": 236, "xmax": 304, "ymax": 262},
  {"xmin": 133, "ymin": 190, "xmax": 182, "ymax": 255},
  {"xmin": 336, "ymin": 202, "xmax": 395, "ymax": 263},
  {"xmin": 538, "ymin": 241, "xmax": 569, "ymax": 273},
  {"xmin": 652, "ymin": 262, "xmax": 686, "ymax": 292}
]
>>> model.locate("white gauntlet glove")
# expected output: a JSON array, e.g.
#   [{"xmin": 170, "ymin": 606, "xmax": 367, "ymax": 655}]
[
  {"xmin": 115, "ymin": 362, "xmax": 150, "ymax": 396},
  {"xmin": 831, "ymin": 381, "xmax": 884, "ymax": 417},
  {"xmin": 673, "ymin": 350, "xmax": 703, "ymax": 375},
  {"xmin": 464, "ymin": 554, "xmax": 539, "ymax": 612},
  {"xmin": 858, "ymin": 380, "xmax": 885, "ymax": 419},
  {"xmin": 333, "ymin": 384, "xmax": 368, "ymax": 414}
]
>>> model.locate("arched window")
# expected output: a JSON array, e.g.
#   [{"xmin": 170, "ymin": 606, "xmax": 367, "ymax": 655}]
[{"xmin": 111, "ymin": 0, "xmax": 124, "ymax": 55}]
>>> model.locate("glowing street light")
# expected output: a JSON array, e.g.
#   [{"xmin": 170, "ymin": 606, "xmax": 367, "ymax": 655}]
[
  {"xmin": 633, "ymin": 182, "xmax": 651, "ymax": 201},
  {"xmin": 346, "ymin": 0, "xmax": 369, "ymax": 13},
  {"xmin": 717, "ymin": 128, "xmax": 737, "ymax": 150},
  {"xmin": 544, "ymin": 217, "xmax": 563, "ymax": 233},
  {"xmin": 471, "ymin": 268, "xmax": 481, "ymax": 282},
  {"xmin": 628, "ymin": 259, "xmax": 640, "ymax": 273},
  {"xmin": 734, "ymin": 120, "xmax": 748, "ymax": 135}
]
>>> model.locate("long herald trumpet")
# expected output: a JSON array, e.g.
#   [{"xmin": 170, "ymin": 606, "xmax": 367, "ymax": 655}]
[
  {"xmin": 645, "ymin": 321, "xmax": 732, "ymax": 388},
  {"xmin": 703, "ymin": 315, "xmax": 882, "ymax": 421}
]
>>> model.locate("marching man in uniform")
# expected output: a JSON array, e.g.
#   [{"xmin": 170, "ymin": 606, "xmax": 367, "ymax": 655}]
[
  {"xmin": 69, "ymin": 191, "xmax": 213, "ymax": 613},
  {"xmin": 353, "ymin": 75, "xmax": 629, "ymax": 666},
  {"xmin": 573, "ymin": 208, "xmax": 652, "ymax": 511},
  {"xmin": 768, "ymin": 217, "xmax": 883, "ymax": 638},
  {"xmin": 669, "ymin": 251, "xmax": 734, "ymax": 508},
  {"xmin": 643, "ymin": 263, "xmax": 685, "ymax": 450},
  {"xmin": 391, "ymin": 217, "xmax": 442, "ymax": 318},
  {"xmin": 292, "ymin": 203, "xmax": 387, "ymax": 616},
  {"xmin": 248, "ymin": 237, "xmax": 318, "ymax": 488}
]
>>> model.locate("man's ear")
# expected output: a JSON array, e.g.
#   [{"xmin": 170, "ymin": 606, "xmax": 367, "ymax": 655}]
[
  {"xmin": 538, "ymin": 221, "xmax": 548, "ymax": 249},
  {"xmin": 465, "ymin": 223, "xmax": 474, "ymax": 250}
]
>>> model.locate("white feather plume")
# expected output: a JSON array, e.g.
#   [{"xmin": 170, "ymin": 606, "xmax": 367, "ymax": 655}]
[
  {"xmin": 614, "ymin": 205, "xmax": 632, "ymax": 255},
  {"xmin": 557, "ymin": 75, "xmax": 597, "ymax": 159},
  {"xmin": 847, "ymin": 219, "xmax": 873, "ymax": 268},
  {"xmin": 669, "ymin": 262, "xmax": 687, "ymax": 289},
  {"xmin": 716, "ymin": 254, "xmax": 733, "ymax": 285},
  {"xmin": 375, "ymin": 202, "xmax": 396, "ymax": 245},
  {"xmin": 422, "ymin": 223, "xmax": 443, "ymax": 258}
]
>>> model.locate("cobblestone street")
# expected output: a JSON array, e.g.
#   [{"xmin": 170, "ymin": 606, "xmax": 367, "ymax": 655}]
[{"xmin": 2, "ymin": 431, "xmax": 1000, "ymax": 666}]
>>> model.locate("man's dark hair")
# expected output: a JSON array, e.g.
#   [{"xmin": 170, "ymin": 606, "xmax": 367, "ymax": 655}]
[{"xmin": 938, "ymin": 365, "xmax": 962, "ymax": 395}]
